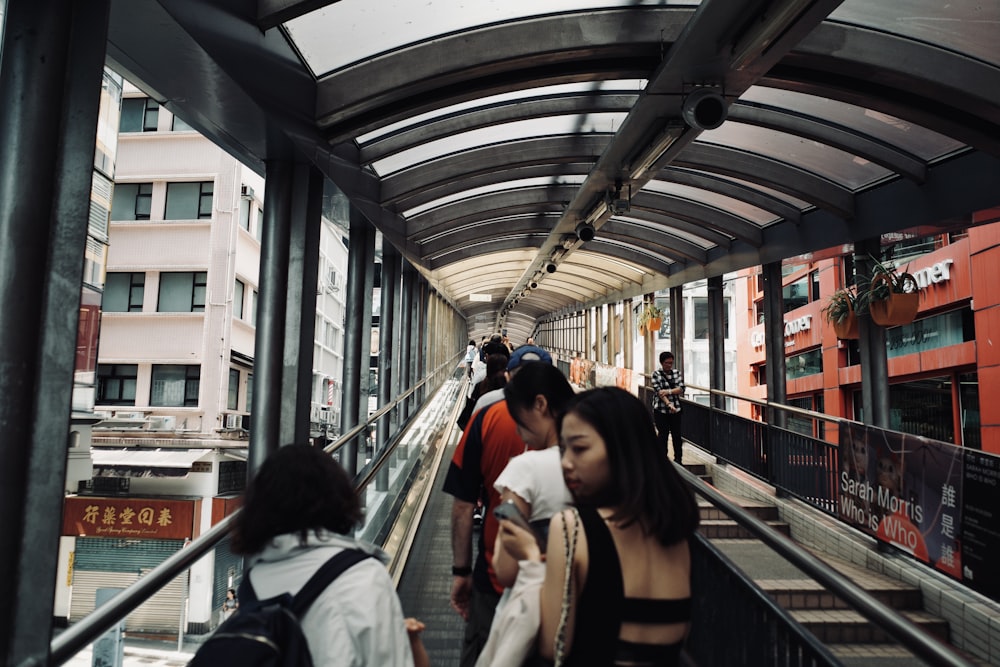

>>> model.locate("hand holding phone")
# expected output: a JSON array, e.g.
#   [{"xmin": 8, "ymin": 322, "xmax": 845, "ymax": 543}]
[{"xmin": 493, "ymin": 499, "xmax": 532, "ymax": 532}]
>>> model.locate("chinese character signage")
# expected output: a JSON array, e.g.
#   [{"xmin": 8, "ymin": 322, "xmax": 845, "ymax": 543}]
[
  {"xmin": 63, "ymin": 496, "xmax": 197, "ymax": 540},
  {"xmin": 838, "ymin": 423, "xmax": 963, "ymax": 580},
  {"xmin": 961, "ymin": 450, "xmax": 1000, "ymax": 601}
]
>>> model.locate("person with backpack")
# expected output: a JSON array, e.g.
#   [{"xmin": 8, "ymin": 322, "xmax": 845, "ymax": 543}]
[{"xmin": 192, "ymin": 444, "xmax": 427, "ymax": 667}]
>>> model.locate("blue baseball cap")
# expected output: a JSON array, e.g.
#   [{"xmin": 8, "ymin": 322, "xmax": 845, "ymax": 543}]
[{"xmin": 506, "ymin": 345, "xmax": 552, "ymax": 371}]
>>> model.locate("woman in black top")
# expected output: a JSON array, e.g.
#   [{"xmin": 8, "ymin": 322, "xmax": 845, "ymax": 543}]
[{"xmin": 498, "ymin": 387, "xmax": 699, "ymax": 666}]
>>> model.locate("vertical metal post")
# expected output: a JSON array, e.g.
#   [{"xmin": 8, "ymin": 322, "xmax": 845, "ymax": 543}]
[
  {"xmin": 856, "ymin": 239, "xmax": 890, "ymax": 427},
  {"xmin": 763, "ymin": 261, "xmax": 788, "ymax": 428},
  {"xmin": 669, "ymin": 285, "xmax": 685, "ymax": 372},
  {"xmin": 340, "ymin": 206, "xmax": 373, "ymax": 477},
  {"xmin": 623, "ymin": 297, "xmax": 634, "ymax": 370},
  {"xmin": 249, "ymin": 159, "xmax": 293, "ymax": 475},
  {"xmin": 284, "ymin": 165, "xmax": 323, "ymax": 446},
  {"xmin": 398, "ymin": 263, "xmax": 415, "ymax": 422},
  {"xmin": 416, "ymin": 280, "xmax": 428, "ymax": 403},
  {"xmin": 708, "ymin": 276, "xmax": 726, "ymax": 410},
  {"xmin": 376, "ymin": 241, "xmax": 399, "ymax": 491},
  {"xmin": 0, "ymin": 1, "xmax": 110, "ymax": 662}
]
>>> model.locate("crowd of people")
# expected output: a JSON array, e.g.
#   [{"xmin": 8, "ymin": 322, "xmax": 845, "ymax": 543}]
[{"xmin": 213, "ymin": 334, "xmax": 692, "ymax": 667}]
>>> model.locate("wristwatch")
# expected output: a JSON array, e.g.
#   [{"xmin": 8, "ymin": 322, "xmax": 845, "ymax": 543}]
[{"xmin": 452, "ymin": 565, "xmax": 472, "ymax": 576}]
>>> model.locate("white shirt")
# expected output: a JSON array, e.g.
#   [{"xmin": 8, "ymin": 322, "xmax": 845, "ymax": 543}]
[
  {"xmin": 471, "ymin": 386, "xmax": 506, "ymax": 417},
  {"xmin": 494, "ymin": 446, "xmax": 572, "ymax": 522},
  {"xmin": 246, "ymin": 531, "xmax": 414, "ymax": 667}
]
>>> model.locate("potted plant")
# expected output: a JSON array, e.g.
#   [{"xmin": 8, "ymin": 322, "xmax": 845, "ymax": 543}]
[
  {"xmin": 637, "ymin": 303, "xmax": 664, "ymax": 335},
  {"xmin": 822, "ymin": 288, "xmax": 859, "ymax": 339},
  {"xmin": 857, "ymin": 257, "xmax": 920, "ymax": 327}
]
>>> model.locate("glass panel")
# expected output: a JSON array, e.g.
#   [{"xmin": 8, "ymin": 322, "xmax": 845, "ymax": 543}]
[
  {"xmin": 158, "ymin": 272, "xmax": 194, "ymax": 312},
  {"xmin": 152, "ymin": 365, "xmax": 186, "ymax": 407},
  {"xmin": 103, "ymin": 273, "xmax": 131, "ymax": 312},
  {"xmin": 119, "ymin": 98, "xmax": 145, "ymax": 133},
  {"xmin": 172, "ymin": 114, "xmax": 195, "ymax": 131},
  {"xmin": 741, "ymin": 86, "xmax": 965, "ymax": 161},
  {"xmin": 787, "ymin": 349, "xmax": 822, "ymax": 380},
  {"xmin": 616, "ymin": 216, "xmax": 716, "ymax": 248},
  {"xmin": 372, "ymin": 114, "xmax": 622, "ymax": 175},
  {"xmin": 165, "ymin": 182, "xmax": 202, "ymax": 220},
  {"xmin": 888, "ymin": 376, "xmax": 954, "ymax": 444},
  {"xmin": 693, "ymin": 297, "xmax": 708, "ymax": 339},
  {"xmin": 644, "ymin": 179, "xmax": 778, "ymax": 225},
  {"xmin": 832, "ymin": 0, "xmax": 999, "ymax": 68},
  {"xmin": 783, "ymin": 275, "xmax": 809, "ymax": 312},
  {"xmin": 286, "ymin": 0, "xmax": 695, "ymax": 76},
  {"xmin": 358, "ymin": 80, "xmax": 647, "ymax": 143},
  {"xmin": 233, "ymin": 280, "xmax": 244, "ymax": 319},
  {"xmin": 228, "ymin": 368, "xmax": 239, "ymax": 411},
  {"xmin": 111, "ymin": 183, "xmax": 139, "ymax": 221},
  {"xmin": 886, "ymin": 310, "xmax": 968, "ymax": 358},
  {"xmin": 959, "ymin": 371, "xmax": 980, "ymax": 449},
  {"xmin": 698, "ymin": 123, "xmax": 893, "ymax": 190},
  {"xmin": 403, "ymin": 175, "xmax": 587, "ymax": 217}
]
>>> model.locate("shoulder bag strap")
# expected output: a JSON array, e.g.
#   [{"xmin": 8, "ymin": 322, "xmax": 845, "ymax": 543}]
[
  {"xmin": 290, "ymin": 549, "xmax": 373, "ymax": 617},
  {"xmin": 553, "ymin": 508, "xmax": 580, "ymax": 667}
]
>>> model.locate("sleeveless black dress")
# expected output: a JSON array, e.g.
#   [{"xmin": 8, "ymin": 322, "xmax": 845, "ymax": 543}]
[{"xmin": 563, "ymin": 506, "xmax": 690, "ymax": 666}]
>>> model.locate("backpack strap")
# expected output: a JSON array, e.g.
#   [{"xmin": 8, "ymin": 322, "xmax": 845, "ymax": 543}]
[{"xmin": 289, "ymin": 549, "xmax": 373, "ymax": 617}]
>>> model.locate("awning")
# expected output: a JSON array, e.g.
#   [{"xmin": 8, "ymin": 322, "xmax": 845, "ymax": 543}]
[{"xmin": 91, "ymin": 449, "xmax": 211, "ymax": 478}]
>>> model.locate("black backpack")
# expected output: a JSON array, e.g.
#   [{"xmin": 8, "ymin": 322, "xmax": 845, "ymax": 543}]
[{"xmin": 189, "ymin": 549, "xmax": 372, "ymax": 666}]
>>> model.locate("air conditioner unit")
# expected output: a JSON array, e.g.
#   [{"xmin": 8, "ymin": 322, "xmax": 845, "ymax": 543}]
[
  {"xmin": 224, "ymin": 413, "xmax": 241, "ymax": 429},
  {"xmin": 113, "ymin": 411, "xmax": 144, "ymax": 420},
  {"xmin": 240, "ymin": 184, "xmax": 255, "ymax": 199},
  {"xmin": 147, "ymin": 416, "xmax": 176, "ymax": 431}
]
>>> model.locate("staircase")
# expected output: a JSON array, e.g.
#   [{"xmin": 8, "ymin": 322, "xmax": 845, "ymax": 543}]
[{"xmin": 687, "ymin": 462, "xmax": 986, "ymax": 666}]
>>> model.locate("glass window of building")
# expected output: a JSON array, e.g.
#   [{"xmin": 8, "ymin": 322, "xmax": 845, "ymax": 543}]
[
  {"xmin": 110, "ymin": 182, "xmax": 152, "ymax": 220},
  {"xmin": 782, "ymin": 275, "xmax": 809, "ymax": 312},
  {"xmin": 246, "ymin": 374, "xmax": 254, "ymax": 412},
  {"xmin": 103, "ymin": 272, "xmax": 145, "ymax": 312},
  {"xmin": 786, "ymin": 394, "xmax": 825, "ymax": 439},
  {"xmin": 959, "ymin": 371, "xmax": 980, "ymax": 450},
  {"xmin": 234, "ymin": 279, "xmax": 245, "ymax": 320},
  {"xmin": 151, "ymin": 365, "xmax": 200, "ymax": 407},
  {"xmin": 787, "ymin": 349, "xmax": 822, "ymax": 380},
  {"xmin": 97, "ymin": 364, "xmax": 138, "ymax": 405},
  {"xmin": 158, "ymin": 271, "xmax": 207, "ymax": 312},
  {"xmin": 171, "ymin": 113, "xmax": 195, "ymax": 131},
  {"xmin": 227, "ymin": 368, "xmax": 240, "ymax": 411},
  {"xmin": 693, "ymin": 297, "xmax": 730, "ymax": 339},
  {"xmin": 164, "ymin": 181, "xmax": 214, "ymax": 220},
  {"xmin": 119, "ymin": 97, "xmax": 159, "ymax": 132}
]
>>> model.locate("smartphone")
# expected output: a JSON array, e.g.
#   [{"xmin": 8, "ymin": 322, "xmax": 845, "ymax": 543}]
[{"xmin": 493, "ymin": 500, "xmax": 546, "ymax": 551}]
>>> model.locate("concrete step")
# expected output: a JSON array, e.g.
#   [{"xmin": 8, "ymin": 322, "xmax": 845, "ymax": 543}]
[
  {"xmin": 829, "ymin": 643, "xmax": 992, "ymax": 667},
  {"xmin": 756, "ymin": 578, "xmax": 923, "ymax": 610},
  {"xmin": 697, "ymin": 497, "xmax": 779, "ymax": 521},
  {"xmin": 699, "ymin": 518, "xmax": 791, "ymax": 539},
  {"xmin": 790, "ymin": 609, "xmax": 948, "ymax": 644}
]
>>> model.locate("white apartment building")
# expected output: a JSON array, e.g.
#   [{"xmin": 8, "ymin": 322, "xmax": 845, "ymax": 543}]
[{"xmin": 56, "ymin": 82, "xmax": 350, "ymax": 635}]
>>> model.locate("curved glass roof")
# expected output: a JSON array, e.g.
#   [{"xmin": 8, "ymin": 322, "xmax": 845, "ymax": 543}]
[{"xmin": 105, "ymin": 0, "xmax": 1000, "ymax": 344}]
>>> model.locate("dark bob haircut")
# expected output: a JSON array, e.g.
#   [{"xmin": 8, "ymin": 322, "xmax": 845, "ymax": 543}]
[
  {"xmin": 230, "ymin": 444, "xmax": 363, "ymax": 555},
  {"xmin": 559, "ymin": 387, "xmax": 698, "ymax": 547}
]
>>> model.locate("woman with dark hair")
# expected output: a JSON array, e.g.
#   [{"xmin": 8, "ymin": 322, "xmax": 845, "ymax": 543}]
[
  {"xmin": 231, "ymin": 444, "xmax": 427, "ymax": 667},
  {"xmin": 499, "ymin": 387, "xmax": 699, "ymax": 666}
]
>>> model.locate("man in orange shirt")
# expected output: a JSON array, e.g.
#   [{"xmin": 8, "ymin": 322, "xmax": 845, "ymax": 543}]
[{"xmin": 442, "ymin": 346, "xmax": 550, "ymax": 667}]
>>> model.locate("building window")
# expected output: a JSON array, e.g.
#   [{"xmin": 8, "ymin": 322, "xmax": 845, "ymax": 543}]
[
  {"xmin": 227, "ymin": 368, "xmax": 239, "ymax": 411},
  {"xmin": 119, "ymin": 97, "xmax": 158, "ymax": 132},
  {"xmin": 787, "ymin": 349, "xmax": 822, "ymax": 381},
  {"xmin": 171, "ymin": 114, "xmax": 195, "ymax": 132},
  {"xmin": 158, "ymin": 271, "xmax": 207, "ymax": 312},
  {"xmin": 165, "ymin": 181, "xmax": 214, "ymax": 220},
  {"xmin": 782, "ymin": 275, "xmax": 810, "ymax": 312},
  {"xmin": 97, "ymin": 364, "xmax": 138, "ymax": 405},
  {"xmin": 251, "ymin": 290, "xmax": 258, "ymax": 325},
  {"xmin": 103, "ymin": 272, "xmax": 145, "ymax": 312},
  {"xmin": 692, "ymin": 297, "xmax": 730, "ymax": 340},
  {"xmin": 234, "ymin": 280, "xmax": 245, "ymax": 320},
  {"xmin": 110, "ymin": 182, "xmax": 152, "ymax": 220},
  {"xmin": 239, "ymin": 197, "xmax": 251, "ymax": 231},
  {"xmin": 246, "ymin": 374, "xmax": 253, "ymax": 411},
  {"xmin": 151, "ymin": 364, "xmax": 200, "ymax": 407}
]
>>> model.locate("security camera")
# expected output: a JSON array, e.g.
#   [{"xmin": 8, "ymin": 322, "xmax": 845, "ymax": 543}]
[
  {"xmin": 546, "ymin": 263, "xmax": 557, "ymax": 273},
  {"xmin": 682, "ymin": 87, "xmax": 727, "ymax": 131},
  {"xmin": 575, "ymin": 221, "xmax": 596, "ymax": 243},
  {"xmin": 530, "ymin": 282, "xmax": 538, "ymax": 289}
]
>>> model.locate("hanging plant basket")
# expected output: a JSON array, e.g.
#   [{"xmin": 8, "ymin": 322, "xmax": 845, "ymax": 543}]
[
  {"xmin": 833, "ymin": 309, "xmax": 860, "ymax": 340},
  {"xmin": 823, "ymin": 288, "xmax": 860, "ymax": 340},
  {"xmin": 647, "ymin": 317, "xmax": 663, "ymax": 332},
  {"xmin": 868, "ymin": 273, "xmax": 919, "ymax": 327}
]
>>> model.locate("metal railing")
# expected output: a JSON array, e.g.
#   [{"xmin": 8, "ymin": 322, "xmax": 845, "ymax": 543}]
[
  {"xmin": 678, "ymin": 466, "xmax": 975, "ymax": 667},
  {"xmin": 48, "ymin": 357, "xmax": 459, "ymax": 666}
]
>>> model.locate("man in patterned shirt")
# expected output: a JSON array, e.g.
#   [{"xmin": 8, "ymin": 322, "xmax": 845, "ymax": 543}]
[{"xmin": 651, "ymin": 350, "xmax": 685, "ymax": 464}]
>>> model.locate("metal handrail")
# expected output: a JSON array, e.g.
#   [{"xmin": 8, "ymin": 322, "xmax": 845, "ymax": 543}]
[
  {"xmin": 48, "ymin": 357, "xmax": 458, "ymax": 665},
  {"xmin": 676, "ymin": 465, "xmax": 975, "ymax": 667},
  {"xmin": 681, "ymin": 380, "xmax": 847, "ymax": 425}
]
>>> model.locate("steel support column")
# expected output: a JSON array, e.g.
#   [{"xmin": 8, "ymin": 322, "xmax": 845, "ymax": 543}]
[
  {"xmin": 763, "ymin": 261, "xmax": 788, "ymax": 428},
  {"xmin": 0, "ymin": 1, "xmax": 110, "ymax": 662},
  {"xmin": 416, "ymin": 280, "xmax": 428, "ymax": 403},
  {"xmin": 623, "ymin": 297, "xmax": 634, "ymax": 370},
  {"xmin": 384, "ymin": 244, "xmax": 403, "ymax": 437},
  {"xmin": 398, "ymin": 262, "xmax": 415, "ymax": 421},
  {"xmin": 249, "ymin": 159, "xmax": 293, "ymax": 474},
  {"xmin": 376, "ymin": 241, "xmax": 399, "ymax": 491},
  {"xmin": 283, "ymin": 164, "xmax": 323, "ymax": 446},
  {"xmin": 670, "ymin": 286, "xmax": 685, "ymax": 371},
  {"xmin": 340, "ymin": 206, "xmax": 374, "ymax": 477},
  {"xmin": 708, "ymin": 276, "xmax": 726, "ymax": 410},
  {"xmin": 856, "ymin": 239, "xmax": 890, "ymax": 427}
]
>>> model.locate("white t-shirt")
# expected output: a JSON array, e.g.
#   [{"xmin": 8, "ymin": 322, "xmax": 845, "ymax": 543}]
[{"xmin": 494, "ymin": 446, "xmax": 572, "ymax": 522}]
